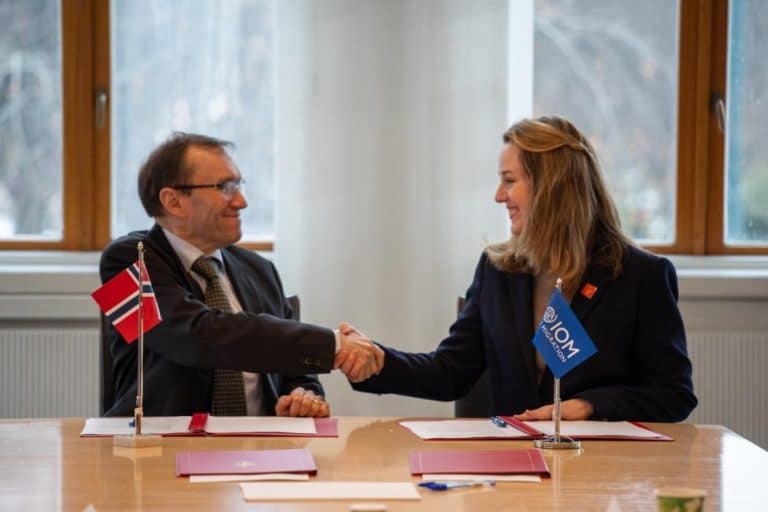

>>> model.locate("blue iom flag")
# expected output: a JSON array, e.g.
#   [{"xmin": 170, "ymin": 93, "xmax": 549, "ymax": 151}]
[{"xmin": 532, "ymin": 289, "xmax": 598, "ymax": 378}]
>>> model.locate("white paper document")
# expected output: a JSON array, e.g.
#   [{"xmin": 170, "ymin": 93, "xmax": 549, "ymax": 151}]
[
  {"xmin": 399, "ymin": 419, "xmax": 665, "ymax": 440},
  {"xmin": 81, "ymin": 417, "xmax": 191, "ymax": 436},
  {"xmin": 240, "ymin": 482, "xmax": 421, "ymax": 501},
  {"xmin": 81, "ymin": 416, "xmax": 317, "ymax": 436},
  {"xmin": 399, "ymin": 419, "xmax": 530, "ymax": 440},
  {"xmin": 205, "ymin": 416, "xmax": 316, "ymax": 435},
  {"xmin": 422, "ymin": 473, "xmax": 541, "ymax": 483},
  {"xmin": 191, "ymin": 473, "xmax": 310, "ymax": 483},
  {"xmin": 526, "ymin": 420, "xmax": 661, "ymax": 438}
]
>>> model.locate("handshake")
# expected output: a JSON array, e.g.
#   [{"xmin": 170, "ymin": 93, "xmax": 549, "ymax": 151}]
[{"xmin": 334, "ymin": 322, "xmax": 385, "ymax": 382}]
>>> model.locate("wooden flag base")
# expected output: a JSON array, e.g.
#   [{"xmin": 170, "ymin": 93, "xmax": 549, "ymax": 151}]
[
  {"xmin": 113, "ymin": 445, "xmax": 163, "ymax": 460},
  {"xmin": 113, "ymin": 434, "xmax": 163, "ymax": 448},
  {"xmin": 534, "ymin": 436, "xmax": 581, "ymax": 450}
]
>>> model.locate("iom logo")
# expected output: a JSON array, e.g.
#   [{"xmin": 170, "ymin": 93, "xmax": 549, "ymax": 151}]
[
  {"xmin": 532, "ymin": 290, "xmax": 597, "ymax": 378},
  {"xmin": 540, "ymin": 306, "xmax": 580, "ymax": 362}
]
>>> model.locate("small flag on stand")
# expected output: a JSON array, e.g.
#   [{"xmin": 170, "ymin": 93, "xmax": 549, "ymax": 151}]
[
  {"xmin": 532, "ymin": 289, "xmax": 597, "ymax": 378},
  {"xmin": 92, "ymin": 262, "xmax": 162, "ymax": 343}
]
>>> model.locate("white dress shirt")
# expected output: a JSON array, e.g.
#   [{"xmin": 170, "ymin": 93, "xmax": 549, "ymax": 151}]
[{"xmin": 162, "ymin": 228, "xmax": 264, "ymax": 416}]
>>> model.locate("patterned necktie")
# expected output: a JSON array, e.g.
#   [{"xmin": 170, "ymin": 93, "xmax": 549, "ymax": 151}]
[{"xmin": 191, "ymin": 256, "xmax": 247, "ymax": 416}]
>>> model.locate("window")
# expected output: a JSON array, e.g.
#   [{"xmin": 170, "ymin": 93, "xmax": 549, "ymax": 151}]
[
  {"xmin": 533, "ymin": 0, "xmax": 679, "ymax": 245},
  {"xmin": 532, "ymin": 0, "xmax": 766, "ymax": 254},
  {"xmin": 0, "ymin": 0, "xmax": 274, "ymax": 251},
  {"xmin": 722, "ymin": 0, "xmax": 768, "ymax": 246},
  {"xmin": 700, "ymin": 0, "xmax": 767, "ymax": 254},
  {"xmin": 0, "ymin": 0, "xmax": 763, "ymax": 254},
  {"xmin": 0, "ymin": 0, "xmax": 63, "ymax": 241},
  {"xmin": 111, "ymin": 1, "xmax": 275, "ymax": 241}
]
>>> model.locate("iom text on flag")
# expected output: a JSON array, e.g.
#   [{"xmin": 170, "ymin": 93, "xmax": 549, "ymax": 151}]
[{"xmin": 539, "ymin": 306, "xmax": 580, "ymax": 363}]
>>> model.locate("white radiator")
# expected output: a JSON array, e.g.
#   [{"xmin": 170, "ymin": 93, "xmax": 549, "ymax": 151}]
[
  {"xmin": 0, "ymin": 327, "xmax": 99, "ymax": 418},
  {"xmin": 687, "ymin": 331, "xmax": 768, "ymax": 449},
  {"xmin": 0, "ymin": 326, "xmax": 766, "ymax": 449}
]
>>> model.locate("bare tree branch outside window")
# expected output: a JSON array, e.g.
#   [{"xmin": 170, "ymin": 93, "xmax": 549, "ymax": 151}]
[
  {"xmin": 533, "ymin": 0, "xmax": 678, "ymax": 244},
  {"xmin": 0, "ymin": 0, "xmax": 63, "ymax": 239}
]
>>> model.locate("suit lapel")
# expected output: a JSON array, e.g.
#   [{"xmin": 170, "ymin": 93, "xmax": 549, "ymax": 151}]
[
  {"xmin": 569, "ymin": 259, "xmax": 616, "ymax": 323},
  {"xmin": 220, "ymin": 249, "xmax": 258, "ymax": 314},
  {"xmin": 146, "ymin": 224, "xmax": 205, "ymax": 300},
  {"xmin": 220, "ymin": 249, "xmax": 279, "ymax": 407},
  {"xmin": 505, "ymin": 272, "xmax": 539, "ymax": 384},
  {"xmin": 538, "ymin": 261, "xmax": 615, "ymax": 403}
]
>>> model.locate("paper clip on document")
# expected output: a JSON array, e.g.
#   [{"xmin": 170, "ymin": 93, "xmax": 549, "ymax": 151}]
[
  {"xmin": 418, "ymin": 480, "xmax": 496, "ymax": 491},
  {"xmin": 490, "ymin": 416, "xmax": 508, "ymax": 428}
]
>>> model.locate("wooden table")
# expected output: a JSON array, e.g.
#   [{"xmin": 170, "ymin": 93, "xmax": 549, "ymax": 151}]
[{"xmin": 0, "ymin": 417, "xmax": 766, "ymax": 511}]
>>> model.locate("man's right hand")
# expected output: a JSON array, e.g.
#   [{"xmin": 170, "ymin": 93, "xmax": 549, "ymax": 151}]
[{"xmin": 334, "ymin": 322, "xmax": 384, "ymax": 382}]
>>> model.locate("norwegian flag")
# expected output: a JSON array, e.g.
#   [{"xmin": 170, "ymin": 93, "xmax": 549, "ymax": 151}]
[{"xmin": 92, "ymin": 261, "xmax": 162, "ymax": 344}]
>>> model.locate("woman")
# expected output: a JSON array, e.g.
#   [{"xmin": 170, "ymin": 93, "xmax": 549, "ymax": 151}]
[{"xmin": 348, "ymin": 116, "xmax": 697, "ymax": 422}]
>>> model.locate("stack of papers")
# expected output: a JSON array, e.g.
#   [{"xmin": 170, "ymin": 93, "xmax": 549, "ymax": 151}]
[
  {"xmin": 202, "ymin": 416, "xmax": 316, "ymax": 435},
  {"xmin": 240, "ymin": 482, "xmax": 421, "ymax": 501},
  {"xmin": 400, "ymin": 419, "xmax": 671, "ymax": 441},
  {"xmin": 526, "ymin": 420, "xmax": 670, "ymax": 440},
  {"xmin": 80, "ymin": 415, "xmax": 338, "ymax": 437}
]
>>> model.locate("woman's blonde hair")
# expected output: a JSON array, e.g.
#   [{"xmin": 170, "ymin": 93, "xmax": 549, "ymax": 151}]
[{"xmin": 486, "ymin": 116, "xmax": 633, "ymax": 295}]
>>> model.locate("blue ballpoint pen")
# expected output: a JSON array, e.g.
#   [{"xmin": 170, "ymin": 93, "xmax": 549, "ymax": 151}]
[
  {"xmin": 419, "ymin": 480, "xmax": 496, "ymax": 491},
  {"xmin": 490, "ymin": 416, "xmax": 508, "ymax": 428}
]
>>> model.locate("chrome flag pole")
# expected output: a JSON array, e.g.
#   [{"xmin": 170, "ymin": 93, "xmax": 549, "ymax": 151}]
[
  {"xmin": 113, "ymin": 241, "xmax": 161, "ymax": 448},
  {"xmin": 135, "ymin": 241, "xmax": 145, "ymax": 435},
  {"xmin": 534, "ymin": 278, "xmax": 581, "ymax": 450}
]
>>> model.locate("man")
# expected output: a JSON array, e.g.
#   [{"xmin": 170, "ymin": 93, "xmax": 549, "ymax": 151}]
[{"xmin": 101, "ymin": 133, "xmax": 382, "ymax": 417}]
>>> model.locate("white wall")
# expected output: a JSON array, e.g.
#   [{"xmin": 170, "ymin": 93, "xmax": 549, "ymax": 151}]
[{"xmin": 274, "ymin": 0, "xmax": 510, "ymax": 416}]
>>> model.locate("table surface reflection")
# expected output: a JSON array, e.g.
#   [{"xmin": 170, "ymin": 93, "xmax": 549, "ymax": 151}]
[{"xmin": 0, "ymin": 417, "xmax": 766, "ymax": 511}]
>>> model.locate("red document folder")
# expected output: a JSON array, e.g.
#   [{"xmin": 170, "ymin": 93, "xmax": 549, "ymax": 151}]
[
  {"xmin": 175, "ymin": 448, "xmax": 317, "ymax": 476},
  {"xmin": 409, "ymin": 449, "xmax": 550, "ymax": 477}
]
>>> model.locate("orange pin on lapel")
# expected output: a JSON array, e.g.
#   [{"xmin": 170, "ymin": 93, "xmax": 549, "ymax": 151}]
[{"xmin": 580, "ymin": 283, "xmax": 597, "ymax": 299}]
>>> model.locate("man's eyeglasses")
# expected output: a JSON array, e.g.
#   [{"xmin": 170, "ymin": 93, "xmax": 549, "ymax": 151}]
[{"xmin": 172, "ymin": 179, "xmax": 245, "ymax": 198}]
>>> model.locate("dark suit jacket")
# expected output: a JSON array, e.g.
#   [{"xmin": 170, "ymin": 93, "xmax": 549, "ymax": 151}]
[
  {"xmin": 101, "ymin": 224, "xmax": 336, "ymax": 416},
  {"xmin": 354, "ymin": 245, "xmax": 697, "ymax": 422}
]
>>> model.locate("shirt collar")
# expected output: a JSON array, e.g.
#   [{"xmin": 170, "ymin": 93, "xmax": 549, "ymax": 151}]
[{"xmin": 161, "ymin": 227, "xmax": 224, "ymax": 273}]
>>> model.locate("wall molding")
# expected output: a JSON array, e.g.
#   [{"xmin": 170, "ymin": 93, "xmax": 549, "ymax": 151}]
[{"xmin": 0, "ymin": 251, "xmax": 766, "ymax": 320}]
